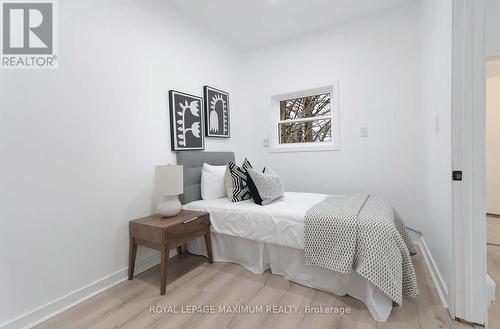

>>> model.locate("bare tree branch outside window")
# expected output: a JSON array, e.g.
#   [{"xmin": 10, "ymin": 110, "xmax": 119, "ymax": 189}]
[{"xmin": 279, "ymin": 93, "xmax": 332, "ymax": 144}]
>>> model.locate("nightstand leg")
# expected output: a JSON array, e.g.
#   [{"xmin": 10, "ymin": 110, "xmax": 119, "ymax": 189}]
[
  {"xmin": 128, "ymin": 237, "xmax": 137, "ymax": 280},
  {"xmin": 160, "ymin": 245, "xmax": 169, "ymax": 295},
  {"xmin": 204, "ymin": 232, "xmax": 213, "ymax": 264}
]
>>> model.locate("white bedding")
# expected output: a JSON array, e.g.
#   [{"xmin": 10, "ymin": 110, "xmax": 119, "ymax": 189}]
[
  {"xmin": 184, "ymin": 192, "xmax": 395, "ymax": 321},
  {"xmin": 184, "ymin": 192, "xmax": 326, "ymax": 250}
]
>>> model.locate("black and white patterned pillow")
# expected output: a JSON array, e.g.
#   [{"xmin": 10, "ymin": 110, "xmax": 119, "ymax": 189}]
[
  {"xmin": 247, "ymin": 167, "xmax": 284, "ymax": 205},
  {"xmin": 247, "ymin": 168, "xmax": 263, "ymax": 205},
  {"xmin": 224, "ymin": 158, "xmax": 253, "ymax": 202}
]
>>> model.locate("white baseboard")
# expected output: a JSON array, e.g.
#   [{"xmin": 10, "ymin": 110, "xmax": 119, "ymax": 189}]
[
  {"xmin": 0, "ymin": 250, "xmax": 178, "ymax": 329},
  {"xmin": 414, "ymin": 236, "xmax": 449, "ymax": 309}
]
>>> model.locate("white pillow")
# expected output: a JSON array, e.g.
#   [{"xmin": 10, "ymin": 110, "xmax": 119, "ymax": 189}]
[{"xmin": 201, "ymin": 163, "xmax": 227, "ymax": 200}]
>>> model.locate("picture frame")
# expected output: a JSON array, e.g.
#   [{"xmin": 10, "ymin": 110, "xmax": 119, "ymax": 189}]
[
  {"xmin": 203, "ymin": 86, "xmax": 230, "ymax": 138},
  {"xmin": 169, "ymin": 90, "xmax": 205, "ymax": 151}
]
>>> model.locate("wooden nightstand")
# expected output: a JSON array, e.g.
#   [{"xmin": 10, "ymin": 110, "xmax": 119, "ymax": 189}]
[{"xmin": 128, "ymin": 209, "xmax": 212, "ymax": 295}]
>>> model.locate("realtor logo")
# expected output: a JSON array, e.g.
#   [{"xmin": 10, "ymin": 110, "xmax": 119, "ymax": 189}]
[{"xmin": 1, "ymin": 0, "xmax": 57, "ymax": 69}]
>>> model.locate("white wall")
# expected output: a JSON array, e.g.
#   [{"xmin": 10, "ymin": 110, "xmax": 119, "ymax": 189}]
[
  {"xmin": 486, "ymin": 67, "xmax": 500, "ymax": 214},
  {"xmin": 0, "ymin": 0, "xmax": 459, "ymax": 326},
  {"xmin": 238, "ymin": 2, "xmax": 425, "ymax": 231},
  {"xmin": 420, "ymin": 0, "xmax": 453, "ymax": 301},
  {"xmin": 0, "ymin": 0, "xmax": 242, "ymax": 325},
  {"xmin": 487, "ymin": 0, "xmax": 500, "ymax": 58}
]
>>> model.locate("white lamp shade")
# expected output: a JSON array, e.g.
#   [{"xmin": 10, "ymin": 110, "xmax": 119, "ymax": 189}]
[{"xmin": 155, "ymin": 165, "xmax": 183, "ymax": 196}]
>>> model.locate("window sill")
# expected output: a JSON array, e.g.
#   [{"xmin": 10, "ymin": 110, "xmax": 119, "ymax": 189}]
[{"xmin": 269, "ymin": 143, "xmax": 340, "ymax": 153}]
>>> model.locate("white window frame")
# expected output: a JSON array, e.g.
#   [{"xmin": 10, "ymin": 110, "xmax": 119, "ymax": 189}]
[{"xmin": 269, "ymin": 83, "xmax": 340, "ymax": 153}]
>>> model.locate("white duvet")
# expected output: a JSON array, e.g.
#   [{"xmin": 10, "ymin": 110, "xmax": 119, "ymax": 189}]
[{"xmin": 184, "ymin": 192, "xmax": 327, "ymax": 250}]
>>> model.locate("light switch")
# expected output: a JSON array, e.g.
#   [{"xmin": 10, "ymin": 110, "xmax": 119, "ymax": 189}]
[
  {"xmin": 360, "ymin": 127, "xmax": 368, "ymax": 138},
  {"xmin": 263, "ymin": 138, "xmax": 269, "ymax": 147},
  {"xmin": 434, "ymin": 114, "xmax": 440, "ymax": 133}
]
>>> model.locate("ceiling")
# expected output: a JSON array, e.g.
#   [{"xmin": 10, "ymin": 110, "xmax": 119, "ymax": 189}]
[{"xmin": 167, "ymin": 0, "xmax": 412, "ymax": 52}]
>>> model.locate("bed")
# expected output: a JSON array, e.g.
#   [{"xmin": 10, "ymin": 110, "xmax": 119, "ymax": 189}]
[{"xmin": 177, "ymin": 151, "xmax": 416, "ymax": 322}]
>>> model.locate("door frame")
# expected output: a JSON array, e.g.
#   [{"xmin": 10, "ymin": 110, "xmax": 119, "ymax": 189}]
[{"xmin": 451, "ymin": 0, "xmax": 487, "ymax": 325}]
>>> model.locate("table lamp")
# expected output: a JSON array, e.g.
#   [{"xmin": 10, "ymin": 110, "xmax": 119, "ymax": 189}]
[{"xmin": 155, "ymin": 165, "xmax": 183, "ymax": 217}]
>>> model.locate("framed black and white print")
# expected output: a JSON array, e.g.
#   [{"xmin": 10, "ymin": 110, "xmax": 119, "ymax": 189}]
[
  {"xmin": 203, "ymin": 86, "xmax": 230, "ymax": 138},
  {"xmin": 169, "ymin": 90, "xmax": 205, "ymax": 151}
]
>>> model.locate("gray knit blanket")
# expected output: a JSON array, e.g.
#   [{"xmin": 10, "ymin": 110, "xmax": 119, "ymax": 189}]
[{"xmin": 304, "ymin": 194, "xmax": 418, "ymax": 305}]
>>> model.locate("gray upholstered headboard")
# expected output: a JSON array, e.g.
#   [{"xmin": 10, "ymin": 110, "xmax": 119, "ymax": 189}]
[{"xmin": 177, "ymin": 151, "xmax": 235, "ymax": 204}]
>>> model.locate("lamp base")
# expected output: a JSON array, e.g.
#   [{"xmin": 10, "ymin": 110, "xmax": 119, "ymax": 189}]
[{"xmin": 158, "ymin": 195, "xmax": 181, "ymax": 217}]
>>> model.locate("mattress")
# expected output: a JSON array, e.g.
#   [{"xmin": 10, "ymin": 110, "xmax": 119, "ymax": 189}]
[{"xmin": 184, "ymin": 192, "xmax": 327, "ymax": 250}]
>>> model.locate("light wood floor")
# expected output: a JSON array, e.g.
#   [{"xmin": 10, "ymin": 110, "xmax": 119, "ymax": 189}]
[
  {"xmin": 487, "ymin": 217, "xmax": 500, "ymax": 328},
  {"xmin": 487, "ymin": 216, "xmax": 500, "ymax": 328},
  {"xmin": 35, "ymin": 249, "xmax": 475, "ymax": 329},
  {"xmin": 488, "ymin": 245, "xmax": 500, "ymax": 328}
]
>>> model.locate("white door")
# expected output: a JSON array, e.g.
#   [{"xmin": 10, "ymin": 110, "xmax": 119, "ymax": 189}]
[{"xmin": 451, "ymin": 0, "xmax": 487, "ymax": 325}]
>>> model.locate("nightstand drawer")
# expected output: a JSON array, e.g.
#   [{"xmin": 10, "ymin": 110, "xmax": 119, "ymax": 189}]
[
  {"xmin": 166, "ymin": 216, "xmax": 209, "ymax": 241},
  {"xmin": 130, "ymin": 223, "xmax": 164, "ymax": 244}
]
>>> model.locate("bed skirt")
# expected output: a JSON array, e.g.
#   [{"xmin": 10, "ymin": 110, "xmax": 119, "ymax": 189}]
[{"xmin": 186, "ymin": 232, "xmax": 393, "ymax": 321}]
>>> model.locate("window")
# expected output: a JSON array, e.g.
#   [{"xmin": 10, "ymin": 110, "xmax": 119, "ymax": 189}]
[{"xmin": 270, "ymin": 84, "xmax": 339, "ymax": 152}]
